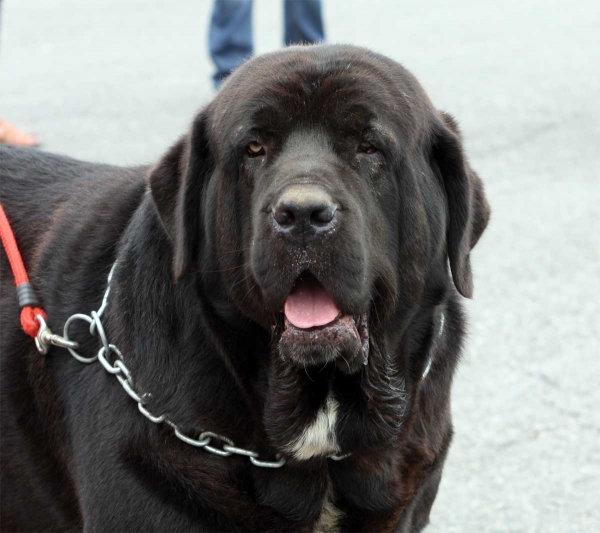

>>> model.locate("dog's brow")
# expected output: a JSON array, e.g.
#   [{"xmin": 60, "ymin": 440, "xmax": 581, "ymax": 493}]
[{"xmin": 371, "ymin": 122, "xmax": 398, "ymax": 147}]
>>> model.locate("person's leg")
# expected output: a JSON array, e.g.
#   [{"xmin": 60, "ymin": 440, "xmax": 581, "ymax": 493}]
[
  {"xmin": 208, "ymin": 0, "xmax": 253, "ymax": 88},
  {"xmin": 284, "ymin": 0, "xmax": 325, "ymax": 46}
]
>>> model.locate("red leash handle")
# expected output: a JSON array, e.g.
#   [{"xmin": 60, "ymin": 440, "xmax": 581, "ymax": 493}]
[{"xmin": 0, "ymin": 203, "xmax": 47, "ymax": 337}]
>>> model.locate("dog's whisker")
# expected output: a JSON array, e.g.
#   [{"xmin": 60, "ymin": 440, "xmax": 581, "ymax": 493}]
[
  {"xmin": 303, "ymin": 362, "xmax": 314, "ymax": 382},
  {"xmin": 230, "ymin": 268, "xmax": 253, "ymax": 290},
  {"xmin": 202, "ymin": 263, "xmax": 248, "ymax": 274},
  {"xmin": 220, "ymin": 246, "xmax": 252, "ymax": 256},
  {"xmin": 338, "ymin": 352, "xmax": 351, "ymax": 373},
  {"xmin": 238, "ymin": 280, "xmax": 258, "ymax": 306}
]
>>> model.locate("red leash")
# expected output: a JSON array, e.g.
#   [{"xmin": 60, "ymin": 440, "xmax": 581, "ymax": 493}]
[{"xmin": 0, "ymin": 203, "xmax": 47, "ymax": 338}]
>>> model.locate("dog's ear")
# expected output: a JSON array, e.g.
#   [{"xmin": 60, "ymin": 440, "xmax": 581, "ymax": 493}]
[
  {"xmin": 149, "ymin": 110, "xmax": 214, "ymax": 280},
  {"xmin": 431, "ymin": 112, "xmax": 490, "ymax": 298}
]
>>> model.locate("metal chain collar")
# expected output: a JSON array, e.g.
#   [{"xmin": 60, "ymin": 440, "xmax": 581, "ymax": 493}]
[{"xmin": 50, "ymin": 263, "xmax": 351, "ymax": 468}]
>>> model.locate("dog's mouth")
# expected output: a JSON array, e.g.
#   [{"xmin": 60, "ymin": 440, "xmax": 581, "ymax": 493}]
[{"xmin": 276, "ymin": 275, "xmax": 369, "ymax": 375}]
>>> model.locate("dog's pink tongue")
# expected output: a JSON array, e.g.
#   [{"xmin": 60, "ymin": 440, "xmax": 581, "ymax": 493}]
[{"xmin": 284, "ymin": 279, "xmax": 340, "ymax": 329}]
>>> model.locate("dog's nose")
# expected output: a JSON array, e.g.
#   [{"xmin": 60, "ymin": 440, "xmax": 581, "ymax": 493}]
[{"xmin": 273, "ymin": 185, "xmax": 337, "ymax": 239}]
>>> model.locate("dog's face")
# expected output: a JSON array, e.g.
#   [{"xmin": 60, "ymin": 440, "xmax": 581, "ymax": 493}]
[{"xmin": 150, "ymin": 43, "xmax": 489, "ymax": 398}]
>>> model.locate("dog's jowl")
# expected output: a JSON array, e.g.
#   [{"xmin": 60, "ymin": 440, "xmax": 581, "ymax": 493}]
[{"xmin": 0, "ymin": 45, "xmax": 490, "ymax": 532}]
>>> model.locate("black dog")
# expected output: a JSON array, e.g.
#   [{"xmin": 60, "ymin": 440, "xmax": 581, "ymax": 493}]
[{"xmin": 0, "ymin": 45, "xmax": 490, "ymax": 532}]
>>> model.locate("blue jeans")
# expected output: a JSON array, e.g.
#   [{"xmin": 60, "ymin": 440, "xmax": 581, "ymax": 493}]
[{"xmin": 209, "ymin": 0, "xmax": 325, "ymax": 87}]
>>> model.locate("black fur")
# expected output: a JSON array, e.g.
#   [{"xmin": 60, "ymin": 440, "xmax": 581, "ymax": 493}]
[{"xmin": 0, "ymin": 44, "xmax": 490, "ymax": 532}]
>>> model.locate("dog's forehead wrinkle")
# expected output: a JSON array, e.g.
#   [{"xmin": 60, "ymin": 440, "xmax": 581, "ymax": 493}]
[
  {"xmin": 270, "ymin": 131, "xmax": 341, "ymax": 180},
  {"xmin": 282, "ymin": 129, "xmax": 332, "ymax": 152}
]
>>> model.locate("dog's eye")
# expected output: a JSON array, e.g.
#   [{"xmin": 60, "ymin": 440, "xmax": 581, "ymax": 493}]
[
  {"xmin": 247, "ymin": 142, "xmax": 265, "ymax": 157},
  {"xmin": 358, "ymin": 141, "xmax": 377, "ymax": 154}
]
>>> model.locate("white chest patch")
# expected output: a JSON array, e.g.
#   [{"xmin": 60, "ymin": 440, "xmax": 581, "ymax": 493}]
[
  {"xmin": 285, "ymin": 395, "xmax": 340, "ymax": 460},
  {"xmin": 314, "ymin": 484, "xmax": 343, "ymax": 533}
]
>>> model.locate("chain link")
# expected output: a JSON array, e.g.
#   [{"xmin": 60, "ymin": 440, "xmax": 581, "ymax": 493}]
[
  {"xmin": 57, "ymin": 262, "xmax": 351, "ymax": 468},
  {"xmin": 63, "ymin": 314, "xmax": 98, "ymax": 363}
]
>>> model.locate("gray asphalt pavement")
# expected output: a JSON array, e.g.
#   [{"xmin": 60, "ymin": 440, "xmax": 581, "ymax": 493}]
[{"xmin": 2, "ymin": 1, "xmax": 599, "ymax": 531}]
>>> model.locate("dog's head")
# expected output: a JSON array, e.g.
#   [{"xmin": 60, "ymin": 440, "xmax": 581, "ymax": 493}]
[{"xmin": 149, "ymin": 44, "xmax": 489, "ymax": 380}]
